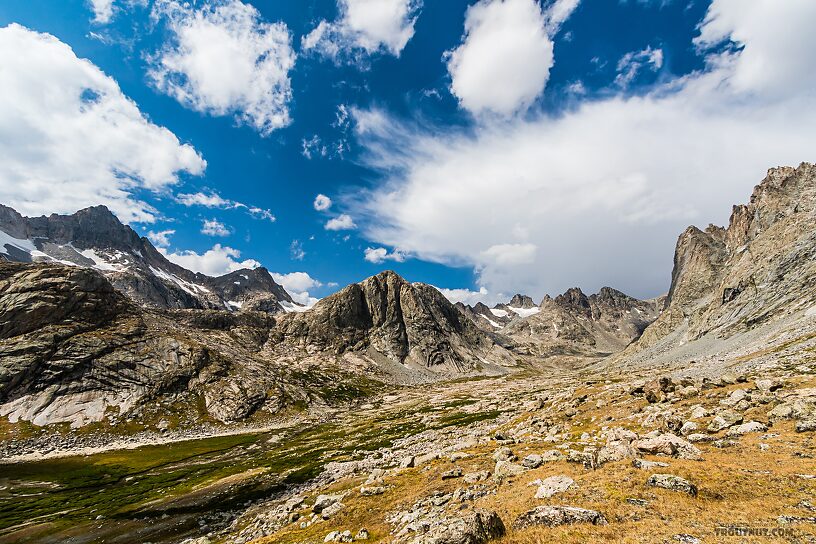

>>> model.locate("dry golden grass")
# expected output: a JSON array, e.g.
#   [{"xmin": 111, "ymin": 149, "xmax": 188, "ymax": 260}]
[{"xmin": 254, "ymin": 380, "xmax": 816, "ymax": 544}]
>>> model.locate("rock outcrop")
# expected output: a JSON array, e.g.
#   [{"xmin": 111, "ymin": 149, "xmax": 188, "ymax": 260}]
[{"xmin": 627, "ymin": 162, "xmax": 816, "ymax": 359}]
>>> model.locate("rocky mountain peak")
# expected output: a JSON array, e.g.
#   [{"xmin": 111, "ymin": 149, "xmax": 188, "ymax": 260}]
[
  {"xmin": 0, "ymin": 203, "xmax": 294, "ymax": 314},
  {"xmin": 554, "ymin": 287, "xmax": 591, "ymax": 317},
  {"xmin": 630, "ymin": 162, "xmax": 816, "ymax": 354},
  {"xmin": 508, "ymin": 294, "xmax": 535, "ymax": 308},
  {"xmin": 276, "ymin": 270, "xmax": 509, "ymax": 377}
]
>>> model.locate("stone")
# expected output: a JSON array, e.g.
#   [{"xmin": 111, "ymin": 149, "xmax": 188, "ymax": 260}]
[
  {"xmin": 522, "ymin": 454, "xmax": 543, "ymax": 469},
  {"xmin": 707, "ymin": 409, "xmax": 743, "ymax": 432},
  {"xmin": 796, "ymin": 419, "xmax": 816, "ymax": 432},
  {"xmin": 512, "ymin": 506, "xmax": 607, "ymax": 529},
  {"xmin": 726, "ymin": 421, "xmax": 768, "ymax": 437},
  {"xmin": 400, "ymin": 456, "xmax": 416, "ymax": 468},
  {"xmin": 632, "ymin": 458, "xmax": 669, "ymax": 470},
  {"xmin": 413, "ymin": 509, "xmax": 505, "ymax": 544},
  {"xmin": 355, "ymin": 528, "xmax": 369, "ymax": 540},
  {"xmin": 464, "ymin": 471, "xmax": 491, "ymax": 483},
  {"xmin": 541, "ymin": 449, "xmax": 565, "ymax": 462},
  {"xmin": 647, "ymin": 474, "xmax": 697, "ymax": 496},
  {"xmin": 534, "ymin": 476, "xmax": 576, "ymax": 498},
  {"xmin": 441, "ymin": 468, "xmax": 463, "ymax": 480},
  {"xmin": 689, "ymin": 405, "xmax": 709, "ymax": 419},
  {"xmin": 492, "ymin": 447, "xmax": 516, "ymax": 462},
  {"xmin": 324, "ymin": 532, "xmax": 339, "ymax": 543},
  {"xmin": 493, "ymin": 460, "xmax": 526, "ymax": 483},
  {"xmin": 321, "ymin": 502, "xmax": 344, "ymax": 520},
  {"xmin": 360, "ymin": 486, "xmax": 386, "ymax": 496},
  {"xmin": 679, "ymin": 421, "xmax": 698, "ymax": 436},
  {"xmin": 755, "ymin": 378, "xmax": 783, "ymax": 392},
  {"xmin": 313, "ymin": 494, "xmax": 343, "ymax": 514},
  {"xmin": 633, "ymin": 433, "xmax": 702, "ymax": 460}
]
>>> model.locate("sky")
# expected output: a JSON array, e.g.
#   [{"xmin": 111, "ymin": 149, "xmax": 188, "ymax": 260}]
[{"xmin": 0, "ymin": 0, "xmax": 814, "ymax": 306}]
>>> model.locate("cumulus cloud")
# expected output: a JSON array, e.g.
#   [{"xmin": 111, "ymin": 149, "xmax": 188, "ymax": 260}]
[
  {"xmin": 271, "ymin": 271, "xmax": 322, "ymax": 307},
  {"xmin": 147, "ymin": 229, "xmax": 175, "ymax": 248},
  {"xmin": 176, "ymin": 191, "xmax": 275, "ymax": 221},
  {"xmin": 313, "ymin": 194, "xmax": 333, "ymax": 211},
  {"xmin": 0, "ymin": 24, "xmax": 205, "ymax": 224},
  {"xmin": 615, "ymin": 46, "xmax": 664, "ymax": 88},
  {"xmin": 363, "ymin": 247, "xmax": 405, "ymax": 264},
  {"xmin": 437, "ymin": 287, "xmax": 492, "ymax": 306},
  {"xmin": 160, "ymin": 243, "xmax": 259, "ymax": 276},
  {"xmin": 445, "ymin": 0, "xmax": 578, "ymax": 116},
  {"xmin": 325, "ymin": 214, "xmax": 357, "ymax": 231},
  {"xmin": 201, "ymin": 218, "xmax": 231, "ymax": 236},
  {"xmin": 349, "ymin": 0, "xmax": 816, "ymax": 300},
  {"xmin": 149, "ymin": 0, "xmax": 296, "ymax": 136},
  {"xmin": 89, "ymin": 0, "xmax": 115, "ymax": 23},
  {"xmin": 302, "ymin": 0, "xmax": 421, "ymax": 63}
]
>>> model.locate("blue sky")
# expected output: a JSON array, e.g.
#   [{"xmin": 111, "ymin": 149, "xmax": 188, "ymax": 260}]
[{"xmin": 1, "ymin": 0, "xmax": 814, "ymax": 305}]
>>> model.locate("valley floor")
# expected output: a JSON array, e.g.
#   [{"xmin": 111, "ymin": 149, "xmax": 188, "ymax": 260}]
[{"xmin": 1, "ymin": 348, "xmax": 815, "ymax": 544}]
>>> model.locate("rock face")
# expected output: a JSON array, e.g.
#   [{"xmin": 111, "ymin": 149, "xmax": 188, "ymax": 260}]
[
  {"xmin": 275, "ymin": 271, "xmax": 512, "ymax": 378},
  {"xmin": 500, "ymin": 286, "xmax": 663, "ymax": 358},
  {"xmin": 630, "ymin": 163, "xmax": 816, "ymax": 355},
  {"xmin": 0, "ymin": 204, "xmax": 295, "ymax": 313}
]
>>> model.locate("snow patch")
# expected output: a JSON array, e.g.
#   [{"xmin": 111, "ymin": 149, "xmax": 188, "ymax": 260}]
[
  {"xmin": 227, "ymin": 300, "xmax": 243, "ymax": 310},
  {"xmin": 80, "ymin": 248, "xmax": 125, "ymax": 272},
  {"xmin": 149, "ymin": 266, "xmax": 211, "ymax": 296},
  {"xmin": 479, "ymin": 314, "xmax": 503, "ymax": 329},
  {"xmin": 0, "ymin": 230, "xmax": 37, "ymax": 255},
  {"xmin": 280, "ymin": 301, "xmax": 311, "ymax": 313},
  {"xmin": 490, "ymin": 308, "xmax": 509, "ymax": 318},
  {"xmin": 508, "ymin": 306, "xmax": 540, "ymax": 318}
]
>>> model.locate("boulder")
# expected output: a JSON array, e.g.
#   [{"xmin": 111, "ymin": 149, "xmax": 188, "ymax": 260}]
[
  {"xmin": 707, "ymin": 410, "xmax": 743, "ymax": 432},
  {"xmin": 632, "ymin": 458, "xmax": 669, "ymax": 470},
  {"xmin": 493, "ymin": 460, "xmax": 526, "ymax": 483},
  {"xmin": 726, "ymin": 421, "xmax": 768, "ymax": 437},
  {"xmin": 647, "ymin": 474, "xmax": 697, "ymax": 496},
  {"xmin": 633, "ymin": 433, "xmax": 702, "ymax": 460},
  {"xmin": 512, "ymin": 506, "xmax": 607, "ymax": 530},
  {"xmin": 411, "ymin": 509, "xmax": 505, "ymax": 544},
  {"xmin": 522, "ymin": 454, "xmax": 543, "ymax": 469},
  {"xmin": 534, "ymin": 475, "xmax": 576, "ymax": 499}
]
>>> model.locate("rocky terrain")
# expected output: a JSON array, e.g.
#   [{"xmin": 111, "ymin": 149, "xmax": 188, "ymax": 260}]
[{"xmin": 1, "ymin": 163, "xmax": 816, "ymax": 543}]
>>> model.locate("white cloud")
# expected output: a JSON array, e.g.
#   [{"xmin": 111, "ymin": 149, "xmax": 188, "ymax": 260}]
[
  {"xmin": 89, "ymin": 0, "xmax": 115, "ymax": 23},
  {"xmin": 313, "ymin": 194, "xmax": 333, "ymax": 211},
  {"xmin": 446, "ymin": 0, "xmax": 577, "ymax": 116},
  {"xmin": 176, "ymin": 191, "xmax": 275, "ymax": 222},
  {"xmin": 302, "ymin": 0, "xmax": 421, "ymax": 63},
  {"xmin": 479, "ymin": 243, "xmax": 537, "ymax": 266},
  {"xmin": 147, "ymin": 229, "xmax": 175, "ymax": 248},
  {"xmin": 436, "ymin": 286, "xmax": 500, "ymax": 306},
  {"xmin": 149, "ymin": 0, "xmax": 296, "ymax": 136},
  {"xmin": 302, "ymin": 135, "xmax": 327, "ymax": 159},
  {"xmin": 615, "ymin": 46, "xmax": 664, "ymax": 87},
  {"xmin": 201, "ymin": 218, "xmax": 231, "ymax": 236},
  {"xmin": 325, "ymin": 214, "xmax": 357, "ymax": 231},
  {"xmin": 271, "ymin": 271, "xmax": 322, "ymax": 307},
  {"xmin": 349, "ymin": 0, "xmax": 816, "ymax": 300},
  {"xmin": 290, "ymin": 239, "xmax": 306, "ymax": 260},
  {"xmin": 160, "ymin": 244, "xmax": 260, "ymax": 276},
  {"xmin": 0, "ymin": 24, "xmax": 205, "ymax": 224},
  {"xmin": 363, "ymin": 246, "xmax": 405, "ymax": 264}
]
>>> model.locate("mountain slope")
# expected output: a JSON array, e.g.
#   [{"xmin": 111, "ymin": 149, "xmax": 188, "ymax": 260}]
[
  {"xmin": 0, "ymin": 204, "xmax": 295, "ymax": 313},
  {"xmin": 619, "ymin": 162, "xmax": 816, "ymax": 366}
]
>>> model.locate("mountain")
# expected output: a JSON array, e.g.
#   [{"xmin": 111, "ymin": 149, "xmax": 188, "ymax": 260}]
[
  {"xmin": 0, "ymin": 263, "xmax": 513, "ymax": 429},
  {"xmin": 274, "ymin": 271, "xmax": 514, "ymax": 381},
  {"xmin": 501, "ymin": 287, "xmax": 663, "ymax": 358},
  {"xmin": 456, "ymin": 288, "xmax": 662, "ymax": 358},
  {"xmin": 619, "ymin": 162, "xmax": 816, "ymax": 367},
  {"xmin": 0, "ymin": 204, "xmax": 296, "ymax": 313}
]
